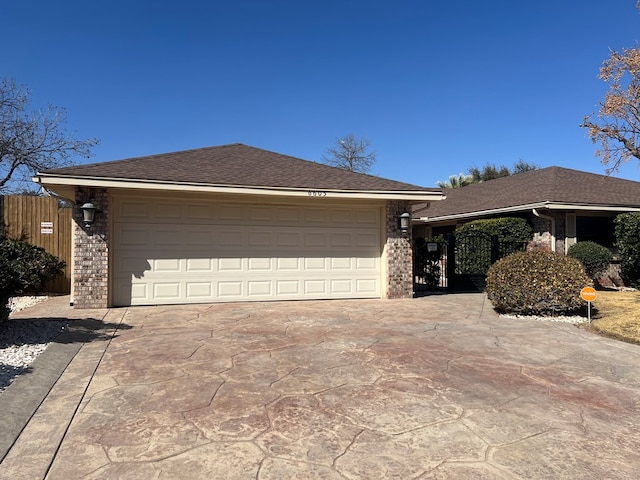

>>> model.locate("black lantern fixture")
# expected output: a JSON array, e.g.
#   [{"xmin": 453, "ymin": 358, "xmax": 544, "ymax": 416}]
[
  {"xmin": 398, "ymin": 212, "xmax": 411, "ymax": 236},
  {"xmin": 80, "ymin": 202, "xmax": 97, "ymax": 228}
]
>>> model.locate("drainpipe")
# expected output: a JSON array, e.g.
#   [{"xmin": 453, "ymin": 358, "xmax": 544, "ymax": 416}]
[{"xmin": 532, "ymin": 209, "xmax": 556, "ymax": 252}]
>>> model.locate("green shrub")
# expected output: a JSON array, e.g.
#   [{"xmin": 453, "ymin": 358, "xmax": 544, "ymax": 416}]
[
  {"xmin": 0, "ymin": 235, "xmax": 65, "ymax": 323},
  {"xmin": 486, "ymin": 251, "xmax": 591, "ymax": 316},
  {"xmin": 456, "ymin": 217, "xmax": 533, "ymax": 242},
  {"xmin": 567, "ymin": 241, "xmax": 613, "ymax": 278},
  {"xmin": 614, "ymin": 213, "xmax": 640, "ymax": 288}
]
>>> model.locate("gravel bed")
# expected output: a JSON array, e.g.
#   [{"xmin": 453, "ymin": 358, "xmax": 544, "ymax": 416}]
[
  {"xmin": 500, "ymin": 313, "xmax": 589, "ymax": 324},
  {"xmin": 0, "ymin": 296, "xmax": 68, "ymax": 392}
]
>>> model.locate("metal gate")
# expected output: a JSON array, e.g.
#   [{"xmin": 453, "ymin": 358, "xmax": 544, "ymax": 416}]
[
  {"xmin": 413, "ymin": 238, "xmax": 448, "ymax": 292},
  {"xmin": 414, "ymin": 232, "xmax": 528, "ymax": 294},
  {"xmin": 447, "ymin": 231, "xmax": 495, "ymax": 292}
]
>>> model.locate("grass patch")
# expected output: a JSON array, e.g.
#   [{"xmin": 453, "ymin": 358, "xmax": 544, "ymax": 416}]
[{"xmin": 588, "ymin": 290, "xmax": 640, "ymax": 344}]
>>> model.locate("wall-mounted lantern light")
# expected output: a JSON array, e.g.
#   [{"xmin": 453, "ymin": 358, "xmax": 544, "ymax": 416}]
[
  {"xmin": 398, "ymin": 212, "xmax": 411, "ymax": 236},
  {"xmin": 80, "ymin": 202, "xmax": 98, "ymax": 229}
]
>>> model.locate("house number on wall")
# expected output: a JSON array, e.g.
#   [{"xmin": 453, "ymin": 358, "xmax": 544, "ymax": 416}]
[{"xmin": 308, "ymin": 190, "xmax": 327, "ymax": 197}]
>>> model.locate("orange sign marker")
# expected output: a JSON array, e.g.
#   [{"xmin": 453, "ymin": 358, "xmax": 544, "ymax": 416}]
[{"xmin": 580, "ymin": 287, "xmax": 597, "ymax": 302}]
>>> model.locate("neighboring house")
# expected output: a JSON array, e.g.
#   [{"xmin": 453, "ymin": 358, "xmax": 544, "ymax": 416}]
[
  {"xmin": 33, "ymin": 143, "xmax": 442, "ymax": 308},
  {"xmin": 413, "ymin": 166, "xmax": 640, "ymax": 286}
]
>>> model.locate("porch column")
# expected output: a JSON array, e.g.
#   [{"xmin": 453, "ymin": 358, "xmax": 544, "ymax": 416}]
[
  {"xmin": 385, "ymin": 200, "xmax": 413, "ymax": 299},
  {"xmin": 73, "ymin": 187, "xmax": 109, "ymax": 308}
]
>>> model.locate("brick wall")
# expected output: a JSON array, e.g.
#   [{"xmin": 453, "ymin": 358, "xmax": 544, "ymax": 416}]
[
  {"xmin": 595, "ymin": 260, "xmax": 625, "ymax": 288},
  {"xmin": 385, "ymin": 200, "xmax": 413, "ymax": 298},
  {"xmin": 73, "ymin": 187, "xmax": 109, "ymax": 308},
  {"xmin": 529, "ymin": 211, "xmax": 565, "ymax": 253}
]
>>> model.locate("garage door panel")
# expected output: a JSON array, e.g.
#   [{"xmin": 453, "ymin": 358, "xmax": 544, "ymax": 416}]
[
  {"xmin": 154, "ymin": 282, "xmax": 181, "ymax": 300},
  {"xmin": 154, "ymin": 202, "xmax": 182, "ymax": 220},
  {"xmin": 277, "ymin": 257, "xmax": 300, "ymax": 270},
  {"xmin": 276, "ymin": 280, "xmax": 299, "ymax": 295},
  {"xmin": 249, "ymin": 231, "xmax": 273, "ymax": 247},
  {"xmin": 304, "ymin": 257, "xmax": 327, "ymax": 270},
  {"xmin": 217, "ymin": 204, "xmax": 245, "ymax": 221},
  {"xmin": 331, "ymin": 279, "xmax": 353, "ymax": 293},
  {"xmin": 277, "ymin": 232, "xmax": 300, "ymax": 247},
  {"xmin": 331, "ymin": 232, "xmax": 352, "ymax": 247},
  {"xmin": 276, "ymin": 207, "xmax": 299, "ymax": 222},
  {"xmin": 304, "ymin": 280, "xmax": 327, "ymax": 294},
  {"xmin": 248, "ymin": 257, "xmax": 272, "ymax": 270},
  {"xmin": 356, "ymin": 257, "xmax": 378, "ymax": 270},
  {"xmin": 218, "ymin": 281, "xmax": 243, "ymax": 297},
  {"xmin": 218, "ymin": 258, "xmax": 243, "ymax": 271},
  {"xmin": 112, "ymin": 197, "xmax": 381, "ymax": 306},
  {"xmin": 154, "ymin": 258, "xmax": 181, "ymax": 272},
  {"xmin": 331, "ymin": 257, "xmax": 352, "ymax": 270},
  {"xmin": 218, "ymin": 230, "xmax": 245, "ymax": 246},
  {"xmin": 304, "ymin": 232, "xmax": 327, "ymax": 247},
  {"xmin": 186, "ymin": 282, "xmax": 213, "ymax": 298},
  {"xmin": 356, "ymin": 232, "xmax": 379, "ymax": 247},
  {"xmin": 187, "ymin": 258, "xmax": 214, "ymax": 272},
  {"xmin": 186, "ymin": 230, "xmax": 214, "ymax": 247},
  {"xmin": 117, "ymin": 200, "xmax": 149, "ymax": 220},
  {"xmin": 248, "ymin": 281, "xmax": 272, "ymax": 296},
  {"xmin": 356, "ymin": 279, "xmax": 378, "ymax": 293},
  {"xmin": 130, "ymin": 283, "xmax": 148, "ymax": 302},
  {"xmin": 118, "ymin": 228, "xmax": 149, "ymax": 247}
]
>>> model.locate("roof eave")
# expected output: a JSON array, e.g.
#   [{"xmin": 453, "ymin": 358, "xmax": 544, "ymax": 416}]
[
  {"xmin": 33, "ymin": 174, "xmax": 443, "ymax": 202},
  {"xmin": 417, "ymin": 201, "xmax": 640, "ymax": 223}
]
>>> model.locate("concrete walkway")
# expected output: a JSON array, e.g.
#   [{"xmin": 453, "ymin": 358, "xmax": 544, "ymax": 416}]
[{"xmin": 1, "ymin": 294, "xmax": 640, "ymax": 479}]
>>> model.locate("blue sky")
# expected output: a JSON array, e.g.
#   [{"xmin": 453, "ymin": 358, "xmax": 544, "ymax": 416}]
[{"xmin": 3, "ymin": 0, "xmax": 640, "ymax": 187}]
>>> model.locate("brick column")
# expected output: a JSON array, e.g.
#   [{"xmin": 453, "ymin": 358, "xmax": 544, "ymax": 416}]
[
  {"xmin": 73, "ymin": 187, "xmax": 109, "ymax": 308},
  {"xmin": 528, "ymin": 211, "xmax": 565, "ymax": 253},
  {"xmin": 385, "ymin": 200, "xmax": 413, "ymax": 298}
]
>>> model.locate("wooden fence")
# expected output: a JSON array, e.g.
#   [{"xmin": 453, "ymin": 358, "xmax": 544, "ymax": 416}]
[{"xmin": 0, "ymin": 195, "xmax": 72, "ymax": 294}]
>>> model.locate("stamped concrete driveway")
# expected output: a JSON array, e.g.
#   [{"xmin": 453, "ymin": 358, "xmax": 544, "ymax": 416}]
[{"xmin": 2, "ymin": 293, "xmax": 640, "ymax": 479}]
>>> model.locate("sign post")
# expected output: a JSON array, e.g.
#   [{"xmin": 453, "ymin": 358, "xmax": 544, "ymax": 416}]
[{"xmin": 580, "ymin": 287, "xmax": 597, "ymax": 323}]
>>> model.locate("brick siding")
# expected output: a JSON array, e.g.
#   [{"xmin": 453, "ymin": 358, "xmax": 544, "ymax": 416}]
[
  {"xmin": 529, "ymin": 211, "xmax": 565, "ymax": 253},
  {"xmin": 386, "ymin": 200, "xmax": 413, "ymax": 298},
  {"xmin": 73, "ymin": 187, "xmax": 109, "ymax": 308}
]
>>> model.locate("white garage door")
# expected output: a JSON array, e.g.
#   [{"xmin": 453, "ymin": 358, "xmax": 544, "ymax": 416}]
[{"xmin": 112, "ymin": 195, "xmax": 382, "ymax": 306}]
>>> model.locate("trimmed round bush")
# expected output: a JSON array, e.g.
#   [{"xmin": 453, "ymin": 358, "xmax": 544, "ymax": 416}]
[
  {"xmin": 567, "ymin": 241, "xmax": 613, "ymax": 278},
  {"xmin": 486, "ymin": 251, "xmax": 591, "ymax": 316}
]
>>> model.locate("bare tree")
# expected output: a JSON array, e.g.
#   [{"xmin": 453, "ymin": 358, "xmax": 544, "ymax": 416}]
[
  {"xmin": 322, "ymin": 133, "xmax": 376, "ymax": 173},
  {"xmin": 0, "ymin": 78, "xmax": 98, "ymax": 193},
  {"xmin": 581, "ymin": 47, "xmax": 640, "ymax": 173}
]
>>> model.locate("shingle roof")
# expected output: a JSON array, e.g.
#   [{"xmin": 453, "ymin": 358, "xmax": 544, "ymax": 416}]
[
  {"xmin": 41, "ymin": 143, "xmax": 434, "ymax": 192},
  {"xmin": 415, "ymin": 166, "xmax": 640, "ymax": 219}
]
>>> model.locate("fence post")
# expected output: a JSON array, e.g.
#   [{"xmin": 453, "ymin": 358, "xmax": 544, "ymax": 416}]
[
  {"xmin": 490, "ymin": 235, "xmax": 499, "ymax": 264},
  {"xmin": 446, "ymin": 232, "xmax": 455, "ymax": 292}
]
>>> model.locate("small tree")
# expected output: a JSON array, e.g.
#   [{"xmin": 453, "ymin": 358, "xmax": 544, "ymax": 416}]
[
  {"xmin": 614, "ymin": 212, "xmax": 640, "ymax": 287},
  {"xmin": 0, "ymin": 235, "xmax": 65, "ymax": 323},
  {"xmin": 0, "ymin": 78, "xmax": 98, "ymax": 193},
  {"xmin": 322, "ymin": 133, "xmax": 376, "ymax": 173}
]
